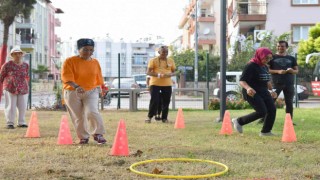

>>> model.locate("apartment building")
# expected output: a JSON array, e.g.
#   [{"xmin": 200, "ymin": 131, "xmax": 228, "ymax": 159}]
[
  {"xmin": 177, "ymin": 0, "xmax": 319, "ymax": 55},
  {"xmin": 3, "ymin": 0, "xmax": 63, "ymax": 80},
  {"xmin": 227, "ymin": 0, "xmax": 320, "ymax": 51},
  {"xmin": 178, "ymin": 0, "xmax": 217, "ymax": 54},
  {"xmin": 74, "ymin": 38, "xmax": 158, "ymax": 82}
]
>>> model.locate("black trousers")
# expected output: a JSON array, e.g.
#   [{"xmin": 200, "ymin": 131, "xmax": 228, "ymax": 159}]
[
  {"xmin": 148, "ymin": 86, "xmax": 172, "ymax": 120},
  {"xmin": 238, "ymin": 93, "xmax": 276, "ymax": 133},
  {"xmin": 274, "ymin": 84, "xmax": 294, "ymax": 119},
  {"xmin": 157, "ymin": 92, "xmax": 163, "ymax": 116}
]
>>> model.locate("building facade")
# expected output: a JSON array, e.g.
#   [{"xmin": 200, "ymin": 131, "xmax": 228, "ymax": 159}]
[
  {"xmin": 227, "ymin": 0, "xmax": 320, "ymax": 51},
  {"xmin": 178, "ymin": 0, "xmax": 217, "ymax": 53},
  {"xmin": 0, "ymin": 0, "xmax": 63, "ymax": 80}
]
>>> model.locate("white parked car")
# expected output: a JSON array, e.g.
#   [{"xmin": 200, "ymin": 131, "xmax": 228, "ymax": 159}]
[{"xmin": 213, "ymin": 71, "xmax": 309, "ymax": 101}]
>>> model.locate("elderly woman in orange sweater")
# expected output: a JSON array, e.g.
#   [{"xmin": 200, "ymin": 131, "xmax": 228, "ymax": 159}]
[{"xmin": 61, "ymin": 38, "xmax": 107, "ymax": 144}]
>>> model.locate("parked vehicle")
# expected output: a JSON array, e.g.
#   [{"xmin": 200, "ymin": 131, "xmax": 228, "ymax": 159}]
[
  {"xmin": 213, "ymin": 71, "xmax": 242, "ymax": 101},
  {"xmin": 133, "ymin": 74, "xmax": 147, "ymax": 88},
  {"xmin": 110, "ymin": 78, "xmax": 140, "ymax": 97},
  {"xmin": 135, "ymin": 73, "xmax": 178, "ymax": 89},
  {"xmin": 213, "ymin": 71, "xmax": 309, "ymax": 101}
]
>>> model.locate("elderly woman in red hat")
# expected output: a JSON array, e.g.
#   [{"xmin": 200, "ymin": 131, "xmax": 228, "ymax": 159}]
[
  {"xmin": 0, "ymin": 46, "xmax": 29, "ymax": 129},
  {"xmin": 61, "ymin": 38, "xmax": 107, "ymax": 144}
]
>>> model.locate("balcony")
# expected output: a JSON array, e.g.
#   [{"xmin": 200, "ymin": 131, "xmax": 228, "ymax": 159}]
[
  {"xmin": 15, "ymin": 18, "xmax": 36, "ymax": 29},
  {"xmin": 55, "ymin": 18, "xmax": 61, "ymax": 27},
  {"xmin": 55, "ymin": 34, "xmax": 61, "ymax": 42},
  {"xmin": 198, "ymin": 35, "xmax": 215, "ymax": 45},
  {"xmin": 198, "ymin": 14, "xmax": 215, "ymax": 22},
  {"xmin": 231, "ymin": 2, "xmax": 267, "ymax": 28}
]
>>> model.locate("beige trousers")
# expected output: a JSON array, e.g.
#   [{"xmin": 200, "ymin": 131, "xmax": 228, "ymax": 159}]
[
  {"xmin": 64, "ymin": 88, "xmax": 105, "ymax": 139},
  {"xmin": 4, "ymin": 90, "xmax": 28, "ymax": 126}
]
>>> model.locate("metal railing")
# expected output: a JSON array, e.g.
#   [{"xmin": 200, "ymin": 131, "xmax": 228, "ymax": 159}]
[{"xmin": 100, "ymin": 88, "xmax": 208, "ymax": 111}]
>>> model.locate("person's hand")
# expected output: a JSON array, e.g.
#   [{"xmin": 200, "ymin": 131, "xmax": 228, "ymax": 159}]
[
  {"xmin": 286, "ymin": 68, "xmax": 293, "ymax": 74},
  {"xmin": 101, "ymin": 89, "xmax": 107, "ymax": 97},
  {"xmin": 270, "ymin": 91, "xmax": 277, "ymax": 98},
  {"xmin": 76, "ymin": 86, "xmax": 85, "ymax": 94},
  {"xmin": 278, "ymin": 70, "xmax": 287, "ymax": 74},
  {"xmin": 246, "ymin": 88, "xmax": 256, "ymax": 97}
]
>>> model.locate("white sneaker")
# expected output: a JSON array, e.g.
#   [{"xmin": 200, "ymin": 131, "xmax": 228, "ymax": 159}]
[
  {"xmin": 259, "ymin": 132, "xmax": 276, "ymax": 136},
  {"xmin": 232, "ymin": 118, "xmax": 243, "ymax": 133}
]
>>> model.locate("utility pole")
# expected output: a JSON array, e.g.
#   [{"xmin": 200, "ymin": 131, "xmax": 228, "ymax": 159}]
[{"xmin": 219, "ymin": 0, "xmax": 227, "ymax": 122}]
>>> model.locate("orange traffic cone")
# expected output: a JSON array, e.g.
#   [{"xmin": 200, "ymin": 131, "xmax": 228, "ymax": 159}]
[
  {"xmin": 219, "ymin": 110, "xmax": 233, "ymax": 135},
  {"xmin": 25, "ymin": 111, "xmax": 40, "ymax": 138},
  {"xmin": 57, "ymin": 115, "xmax": 73, "ymax": 145},
  {"xmin": 282, "ymin": 113, "xmax": 297, "ymax": 142},
  {"xmin": 109, "ymin": 119, "xmax": 129, "ymax": 156},
  {"xmin": 174, "ymin": 108, "xmax": 185, "ymax": 129}
]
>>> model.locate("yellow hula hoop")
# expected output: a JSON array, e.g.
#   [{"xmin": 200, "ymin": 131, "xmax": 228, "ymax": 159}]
[{"xmin": 129, "ymin": 158, "xmax": 229, "ymax": 179}]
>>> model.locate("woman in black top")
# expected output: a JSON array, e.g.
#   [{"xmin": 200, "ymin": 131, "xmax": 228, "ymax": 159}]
[{"xmin": 232, "ymin": 47, "xmax": 278, "ymax": 136}]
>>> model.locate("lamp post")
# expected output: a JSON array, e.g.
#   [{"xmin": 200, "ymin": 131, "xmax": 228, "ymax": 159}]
[
  {"xmin": 194, "ymin": 0, "xmax": 199, "ymax": 89},
  {"xmin": 25, "ymin": 53, "xmax": 32, "ymax": 109}
]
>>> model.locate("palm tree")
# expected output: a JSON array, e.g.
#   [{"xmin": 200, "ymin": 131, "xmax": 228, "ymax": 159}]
[
  {"xmin": 0, "ymin": 0, "xmax": 36, "ymax": 101},
  {"xmin": 32, "ymin": 65, "xmax": 49, "ymax": 79},
  {"xmin": 0, "ymin": 0, "xmax": 36, "ymax": 65}
]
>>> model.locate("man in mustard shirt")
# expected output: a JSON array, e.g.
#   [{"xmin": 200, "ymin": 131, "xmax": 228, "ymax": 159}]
[{"xmin": 145, "ymin": 46, "xmax": 176, "ymax": 123}]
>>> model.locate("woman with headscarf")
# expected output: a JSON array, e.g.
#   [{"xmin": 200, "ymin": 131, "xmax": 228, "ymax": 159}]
[
  {"xmin": 61, "ymin": 38, "xmax": 107, "ymax": 144},
  {"xmin": 232, "ymin": 47, "xmax": 278, "ymax": 136},
  {"xmin": 0, "ymin": 46, "xmax": 29, "ymax": 129}
]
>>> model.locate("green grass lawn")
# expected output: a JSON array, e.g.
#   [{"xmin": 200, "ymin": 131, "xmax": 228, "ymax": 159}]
[{"xmin": 0, "ymin": 108, "xmax": 320, "ymax": 179}]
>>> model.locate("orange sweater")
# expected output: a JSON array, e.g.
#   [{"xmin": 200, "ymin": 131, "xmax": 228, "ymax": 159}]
[{"xmin": 61, "ymin": 56, "xmax": 104, "ymax": 91}]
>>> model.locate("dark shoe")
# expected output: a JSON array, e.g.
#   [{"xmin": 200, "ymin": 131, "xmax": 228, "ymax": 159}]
[
  {"xmin": 17, "ymin": 124, "xmax": 28, "ymax": 128},
  {"xmin": 6, "ymin": 125, "xmax": 15, "ymax": 129},
  {"xmin": 162, "ymin": 119, "xmax": 169, "ymax": 123},
  {"xmin": 155, "ymin": 116, "xmax": 161, "ymax": 121},
  {"xmin": 145, "ymin": 117, "xmax": 152, "ymax": 123},
  {"xmin": 93, "ymin": 134, "xmax": 106, "ymax": 144},
  {"xmin": 79, "ymin": 139, "xmax": 89, "ymax": 144}
]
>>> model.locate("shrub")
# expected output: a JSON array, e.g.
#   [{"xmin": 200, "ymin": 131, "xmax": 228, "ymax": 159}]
[{"xmin": 209, "ymin": 98, "xmax": 284, "ymax": 110}]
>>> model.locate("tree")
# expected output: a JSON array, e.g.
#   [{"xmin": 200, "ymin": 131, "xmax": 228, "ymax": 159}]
[
  {"xmin": 32, "ymin": 65, "xmax": 49, "ymax": 79},
  {"xmin": 0, "ymin": 0, "xmax": 36, "ymax": 44},
  {"xmin": 170, "ymin": 48, "xmax": 220, "ymax": 81},
  {"xmin": 297, "ymin": 23, "xmax": 320, "ymax": 68},
  {"xmin": 228, "ymin": 32, "xmax": 293, "ymax": 71},
  {"xmin": 0, "ymin": 0, "xmax": 36, "ymax": 101}
]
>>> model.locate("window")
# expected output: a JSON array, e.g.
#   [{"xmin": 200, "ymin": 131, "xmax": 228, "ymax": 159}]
[
  {"xmin": 292, "ymin": 0, "xmax": 318, "ymax": 5},
  {"xmin": 292, "ymin": 25, "xmax": 312, "ymax": 42},
  {"xmin": 201, "ymin": 9, "xmax": 206, "ymax": 17}
]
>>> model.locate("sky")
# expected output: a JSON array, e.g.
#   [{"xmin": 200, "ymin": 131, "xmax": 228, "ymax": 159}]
[{"xmin": 50, "ymin": 0, "xmax": 188, "ymax": 43}]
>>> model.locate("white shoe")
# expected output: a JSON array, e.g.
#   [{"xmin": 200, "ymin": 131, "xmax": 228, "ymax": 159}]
[{"xmin": 232, "ymin": 118, "xmax": 243, "ymax": 133}]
